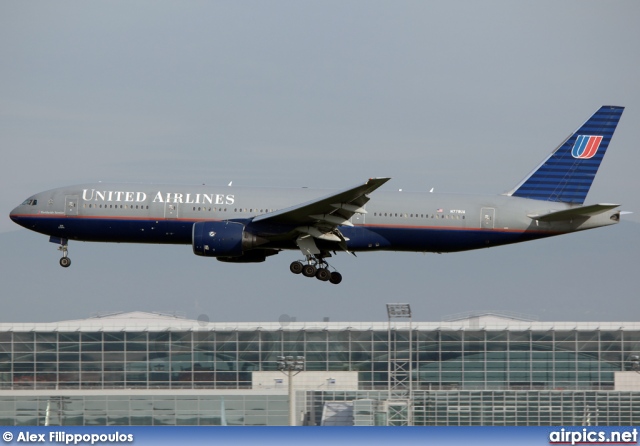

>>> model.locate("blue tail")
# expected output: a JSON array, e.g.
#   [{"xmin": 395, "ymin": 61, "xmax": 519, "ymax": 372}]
[{"xmin": 510, "ymin": 106, "xmax": 624, "ymax": 204}]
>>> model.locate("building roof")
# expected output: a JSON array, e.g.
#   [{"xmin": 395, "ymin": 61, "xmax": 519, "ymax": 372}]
[{"xmin": 0, "ymin": 311, "xmax": 638, "ymax": 332}]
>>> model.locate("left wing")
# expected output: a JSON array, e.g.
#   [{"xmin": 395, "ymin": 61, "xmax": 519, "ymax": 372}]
[
  {"xmin": 252, "ymin": 177, "xmax": 390, "ymax": 253},
  {"xmin": 253, "ymin": 177, "xmax": 390, "ymax": 227}
]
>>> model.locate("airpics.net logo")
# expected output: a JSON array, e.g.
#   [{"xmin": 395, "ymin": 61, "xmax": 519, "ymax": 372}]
[{"xmin": 549, "ymin": 428, "xmax": 638, "ymax": 445}]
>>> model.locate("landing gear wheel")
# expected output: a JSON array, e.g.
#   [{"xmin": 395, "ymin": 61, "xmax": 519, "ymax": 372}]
[
  {"xmin": 59, "ymin": 257, "xmax": 71, "ymax": 268},
  {"xmin": 302, "ymin": 264, "xmax": 317, "ymax": 277},
  {"xmin": 289, "ymin": 261, "xmax": 303, "ymax": 274},
  {"xmin": 316, "ymin": 268, "xmax": 331, "ymax": 281},
  {"xmin": 329, "ymin": 272, "xmax": 342, "ymax": 285}
]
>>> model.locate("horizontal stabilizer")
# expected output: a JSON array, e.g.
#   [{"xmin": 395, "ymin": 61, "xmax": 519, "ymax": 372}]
[{"xmin": 528, "ymin": 204, "xmax": 619, "ymax": 222}]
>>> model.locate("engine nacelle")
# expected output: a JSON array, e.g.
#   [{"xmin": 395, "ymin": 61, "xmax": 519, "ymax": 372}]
[
  {"xmin": 192, "ymin": 221, "xmax": 258, "ymax": 258},
  {"xmin": 217, "ymin": 249, "xmax": 280, "ymax": 263}
]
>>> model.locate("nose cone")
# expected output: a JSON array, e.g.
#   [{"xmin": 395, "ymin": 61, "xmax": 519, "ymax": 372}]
[{"xmin": 10, "ymin": 205, "xmax": 25, "ymax": 227}]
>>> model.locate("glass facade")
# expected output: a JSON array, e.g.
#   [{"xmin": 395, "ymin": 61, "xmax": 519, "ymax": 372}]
[
  {"xmin": 1, "ymin": 328, "xmax": 638, "ymax": 391},
  {"xmin": 0, "ymin": 314, "xmax": 639, "ymax": 426},
  {"xmin": 0, "ymin": 394, "xmax": 287, "ymax": 426},
  {"xmin": 307, "ymin": 390, "xmax": 640, "ymax": 426}
]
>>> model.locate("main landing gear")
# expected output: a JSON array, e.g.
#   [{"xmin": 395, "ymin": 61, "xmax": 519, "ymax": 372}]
[{"xmin": 289, "ymin": 257, "xmax": 342, "ymax": 284}]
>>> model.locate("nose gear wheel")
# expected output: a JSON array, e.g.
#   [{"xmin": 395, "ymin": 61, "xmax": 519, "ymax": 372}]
[{"xmin": 56, "ymin": 239, "xmax": 71, "ymax": 268}]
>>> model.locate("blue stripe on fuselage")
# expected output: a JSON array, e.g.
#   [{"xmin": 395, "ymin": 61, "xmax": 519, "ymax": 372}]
[
  {"xmin": 12, "ymin": 215, "xmax": 554, "ymax": 252},
  {"xmin": 342, "ymin": 225, "xmax": 550, "ymax": 252}
]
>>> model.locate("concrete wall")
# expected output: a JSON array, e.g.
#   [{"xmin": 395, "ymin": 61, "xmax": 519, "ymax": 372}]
[
  {"xmin": 614, "ymin": 371, "xmax": 640, "ymax": 391},
  {"xmin": 252, "ymin": 371, "xmax": 359, "ymax": 391}
]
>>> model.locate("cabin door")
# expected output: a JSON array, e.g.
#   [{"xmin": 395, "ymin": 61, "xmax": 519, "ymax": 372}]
[
  {"xmin": 65, "ymin": 196, "xmax": 79, "ymax": 216},
  {"xmin": 481, "ymin": 208, "xmax": 495, "ymax": 229}
]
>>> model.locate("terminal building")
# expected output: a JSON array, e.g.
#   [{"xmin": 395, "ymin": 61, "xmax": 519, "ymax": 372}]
[{"xmin": 0, "ymin": 310, "xmax": 639, "ymax": 426}]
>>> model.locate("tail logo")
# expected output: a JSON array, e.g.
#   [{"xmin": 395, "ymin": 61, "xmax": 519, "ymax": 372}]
[{"xmin": 571, "ymin": 135, "xmax": 603, "ymax": 159}]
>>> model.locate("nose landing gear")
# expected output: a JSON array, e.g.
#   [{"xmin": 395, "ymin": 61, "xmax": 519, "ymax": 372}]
[{"xmin": 50, "ymin": 236, "xmax": 71, "ymax": 268}]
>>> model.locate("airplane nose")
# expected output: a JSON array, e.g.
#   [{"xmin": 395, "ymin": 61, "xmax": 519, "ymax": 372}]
[{"xmin": 9, "ymin": 205, "xmax": 23, "ymax": 225}]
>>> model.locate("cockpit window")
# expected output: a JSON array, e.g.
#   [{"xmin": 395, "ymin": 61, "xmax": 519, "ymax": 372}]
[{"xmin": 21, "ymin": 199, "xmax": 38, "ymax": 206}]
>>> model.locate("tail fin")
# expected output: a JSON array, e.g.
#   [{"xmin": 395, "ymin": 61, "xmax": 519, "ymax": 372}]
[{"xmin": 509, "ymin": 106, "xmax": 624, "ymax": 204}]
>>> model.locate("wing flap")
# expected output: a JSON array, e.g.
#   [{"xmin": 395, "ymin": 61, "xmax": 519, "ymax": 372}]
[
  {"xmin": 528, "ymin": 203, "xmax": 620, "ymax": 222},
  {"xmin": 296, "ymin": 226, "xmax": 347, "ymax": 242}
]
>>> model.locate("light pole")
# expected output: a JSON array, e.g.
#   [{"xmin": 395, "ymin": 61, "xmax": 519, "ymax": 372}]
[
  {"xmin": 277, "ymin": 355, "xmax": 305, "ymax": 426},
  {"xmin": 386, "ymin": 303, "xmax": 412, "ymax": 426}
]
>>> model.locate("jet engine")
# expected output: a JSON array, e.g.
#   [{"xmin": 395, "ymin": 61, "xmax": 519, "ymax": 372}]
[{"xmin": 192, "ymin": 221, "xmax": 265, "ymax": 258}]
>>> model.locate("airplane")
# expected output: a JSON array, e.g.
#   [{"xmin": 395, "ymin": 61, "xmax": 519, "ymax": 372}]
[{"xmin": 10, "ymin": 105, "xmax": 625, "ymax": 285}]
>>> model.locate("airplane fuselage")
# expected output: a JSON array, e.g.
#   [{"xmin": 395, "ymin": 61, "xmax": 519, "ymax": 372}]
[{"xmin": 10, "ymin": 182, "xmax": 620, "ymax": 254}]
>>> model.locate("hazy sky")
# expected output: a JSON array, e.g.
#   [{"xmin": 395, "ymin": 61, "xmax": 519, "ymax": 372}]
[{"xmin": 1, "ymin": 1, "xmax": 639, "ymax": 323}]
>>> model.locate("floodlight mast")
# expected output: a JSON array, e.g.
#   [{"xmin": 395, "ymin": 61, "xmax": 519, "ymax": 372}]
[
  {"xmin": 386, "ymin": 303, "xmax": 412, "ymax": 426},
  {"xmin": 277, "ymin": 355, "xmax": 305, "ymax": 426}
]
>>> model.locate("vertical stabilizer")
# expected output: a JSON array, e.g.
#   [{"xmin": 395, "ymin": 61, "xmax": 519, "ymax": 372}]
[{"xmin": 509, "ymin": 106, "xmax": 623, "ymax": 204}]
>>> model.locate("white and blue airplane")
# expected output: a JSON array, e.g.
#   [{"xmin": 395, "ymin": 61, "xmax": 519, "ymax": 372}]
[{"xmin": 10, "ymin": 106, "xmax": 625, "ymax": 284}]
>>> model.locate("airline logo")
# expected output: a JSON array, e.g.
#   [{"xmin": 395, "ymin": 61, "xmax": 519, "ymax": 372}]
[{"xmin": 571, "ymin": 135, "xmax": 603, "ymax": 159}]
